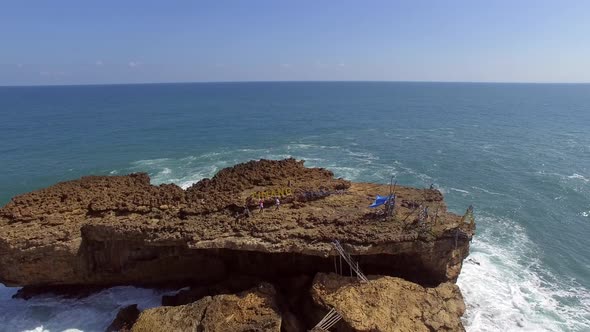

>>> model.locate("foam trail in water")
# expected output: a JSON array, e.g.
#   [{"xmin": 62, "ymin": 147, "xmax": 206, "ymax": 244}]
[
  {"xmin": 568, "ymin": 173, "xmax": 589, "ymax": 182},
  {"xmin": 450, "ymin": 187, "xmax": 470, "ymax": 194}
]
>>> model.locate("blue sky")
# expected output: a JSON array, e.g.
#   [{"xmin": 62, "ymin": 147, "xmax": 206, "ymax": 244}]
[{"xmin": 1, "ymin": 0, "xmax": 589, "ymax": 85}]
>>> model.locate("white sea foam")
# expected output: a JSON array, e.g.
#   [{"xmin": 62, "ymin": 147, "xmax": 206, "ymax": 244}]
[
  {"xmin": 568, "ymin": 173, "xmax": 589, "ymax": 182},
  {"xmin": 537, "ymin": 171, "xmax": 590, "ymax": 184},
  {"xmin": 286, "ymin": 143, "xmax": 339, "ymax": 151},
  {"xmin": 199, "ymin": 151, "xmax": 224, "ymax": 159},
  {"xmin": 52, "ymin": 147, "xmax": 590, "ymax": 332},
  {"xmin": 327, "ymin": 166, "xmax": 362, "ymax": 180},
  {"xmin": 132, "ymin": 158, "xmax": 171, "ymax": 166},
  {"xmin": 396, "ymin": 164, "xmax": 433, "ymax": 184},
  {"xmin": 346, "ymin": 150, "xmax": 378, "ymax": 161},
  {"xmin": 260, "ymin": 153, "xmax": 294, "ymax": 161},
  {"xmin": 458, "ymin": 215, "xmax": 590, "ymax": 332},
  {"xmin": 0, "ymin": 284, "xmax": 176, "ymax": 332},
  {"xmin": 286, "ymin": 143, "xmax": 315, "ymax": 150},
  {"xmin": 129, "ymin": 155, "xmax": 228, "ymax": 189}
]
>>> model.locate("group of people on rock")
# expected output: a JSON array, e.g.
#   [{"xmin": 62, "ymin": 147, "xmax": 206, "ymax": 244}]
[
  {"xmin": 258, "ymin": 197, "xmax": 280, "ymax": 212},
  {"xmin": 240, "ymin": 192, "xmax": 283, "ymax": 219}
]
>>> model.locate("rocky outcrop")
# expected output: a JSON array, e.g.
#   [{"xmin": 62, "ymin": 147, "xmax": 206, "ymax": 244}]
[
  {"xmin": 310, "ymin": 273, "xmax": 466, "ymax": 332},
  {"xmin": 0, "ymin": 159, "xmax": 473, "ymax": 288},
  {"xmin": 131, "ymin": 283, "xmax": 282, "ymax": 332},
  {"xmin": 0, "ymin": 158, "xmax": 475, "ymax": 331}
]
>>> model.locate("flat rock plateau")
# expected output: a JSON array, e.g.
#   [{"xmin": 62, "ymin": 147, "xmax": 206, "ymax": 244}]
[{"xmin": 0, "ymin": 158, "xmax": 475, "ymax": 331}]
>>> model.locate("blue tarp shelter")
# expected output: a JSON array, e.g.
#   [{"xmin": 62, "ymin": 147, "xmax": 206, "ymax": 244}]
[{"xmin": 369, "ymin": 194, "xmax": 393, "ymax": 208}]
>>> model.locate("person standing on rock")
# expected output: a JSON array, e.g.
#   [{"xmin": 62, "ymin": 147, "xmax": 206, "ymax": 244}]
[
  {"xmin": 259, "ymin": 198, "xmax": 264, "ymax": 212},
  {"xmin": 275, "ymin": 197, "xmax": 280, "ymax": 210}
]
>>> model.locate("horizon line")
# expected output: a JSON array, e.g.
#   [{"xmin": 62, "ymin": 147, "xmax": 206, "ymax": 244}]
[{"xmin": 1, "ymin": 79, "xmax": 590, "ymax": 88}]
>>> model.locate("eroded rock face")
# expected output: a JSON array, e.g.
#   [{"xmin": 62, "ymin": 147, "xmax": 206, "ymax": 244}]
[
  {"xmin": 131, "ymin": 283, "xmax": 282, "ymax": 332},
  {"xmin": 0, "ymin": 158, "xmax": 473, "ymax": 288},
  {"xmin": 310, "ymin": 273, "xmax": 466, "ymax": 332},
  {"xmin": 106, "ymin": 304, "xmax": 140, "ymax": 332}
]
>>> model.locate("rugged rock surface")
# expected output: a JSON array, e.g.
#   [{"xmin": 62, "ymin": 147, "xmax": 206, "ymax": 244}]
[
  {"xmin": 0, "ymin": 158, "xmax": 473, "ymax": 288},
  {"xmin": 131, "ymin": 283, "xmax": 282, "ymax": 332},
  {"xmin": 310, "ymin": 273, "xmax": 466, "ymax": 332},
  {"xmin": 0, "ymin": 158, "xmax": 475, "ymax": 331}
]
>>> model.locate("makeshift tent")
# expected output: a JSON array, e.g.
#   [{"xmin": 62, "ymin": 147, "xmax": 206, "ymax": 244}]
[{"xmin": 369, "ymin": 194, "xmax": 393, "ymax": 208}]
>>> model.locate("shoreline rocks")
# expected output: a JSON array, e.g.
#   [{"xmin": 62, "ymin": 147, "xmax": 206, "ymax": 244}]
[
  {"xmin": 310, "ymin": 273, "xmax": 466, "ymax": 331},
  {"xmin": 132, "ymin": 283, "xmax": 282, "ymax": 332}
]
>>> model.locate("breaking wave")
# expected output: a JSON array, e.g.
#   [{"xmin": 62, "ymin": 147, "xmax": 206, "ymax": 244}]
[
  {"xmin": 458, "ymin": 215, "xmax": 590, "ymax": 332},
  {"xmin": 4, "ymin": 142, "xmax": 589, "ymax": 331},
  {"xmin": 0, "ymin": 285, "xmax": 175, "ymax": 332}
]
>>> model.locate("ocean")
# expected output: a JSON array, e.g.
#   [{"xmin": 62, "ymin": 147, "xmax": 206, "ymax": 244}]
[{"xmin": 0, "ymin": 82, "xmax": 589, "ymax": 331}]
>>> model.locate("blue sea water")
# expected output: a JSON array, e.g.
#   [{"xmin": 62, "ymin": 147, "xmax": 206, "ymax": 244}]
[{"xmin": 0, "ymin": 82, "xmax": 589, "ymax": 331}]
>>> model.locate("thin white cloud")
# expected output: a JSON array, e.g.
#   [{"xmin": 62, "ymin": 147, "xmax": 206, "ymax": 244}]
[
  {"xmin": 95, "ymin": 60, "xmax": 103, "ymax": 66},
  {"xmin": 39, "ymin": 71, "xmax": 66, "ymax": 77},
  {"xmin": 280, "ymin": 63, "xmax": 292, "ymax": 68},
  {"xmin": 128, "ymin": 61, "xmax": 140, "ymax": 68}
]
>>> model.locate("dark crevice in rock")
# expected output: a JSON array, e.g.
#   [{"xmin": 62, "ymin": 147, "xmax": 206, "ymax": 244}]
[
  {"xmin": 12, "ymin": 284, "xmax": 109, "ymax": 300},
  {"xmin": 161, "ymin": 276, "xmax": 262, "ymax": 306},
  {"xmin": 106, "ymin": 304, "xmax": 140, "ymax": 332},
  {"xmin": 78, "ymin": 236, "xmax": 460, "ymax": 288},
  {"xmin": 195, "ymin": 299, "xmax": 210, "ymax": 332}
]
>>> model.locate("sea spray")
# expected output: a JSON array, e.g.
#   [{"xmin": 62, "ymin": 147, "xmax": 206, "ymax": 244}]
[{"xmin": 0, "ymin": 284, "xmax": 176, "ymax": 332}]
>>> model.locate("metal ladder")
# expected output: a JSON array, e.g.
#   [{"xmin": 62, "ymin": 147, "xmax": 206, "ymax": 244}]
[
  {"xmin": 332, "ymin": 240, "xmax": 368, "ymax": 282},
  {"xmin": 311, "ymin": 307, "xmax": 342, "ymax": 331}
]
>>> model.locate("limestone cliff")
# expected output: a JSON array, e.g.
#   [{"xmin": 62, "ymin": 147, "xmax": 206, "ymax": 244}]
[
  {"xmin": 0, "ymin": 158, "xmax": 475, "ymax": 331},
  {"xmin": 0, "ymin": 159, "xmax": 472, "ymax": 288}
]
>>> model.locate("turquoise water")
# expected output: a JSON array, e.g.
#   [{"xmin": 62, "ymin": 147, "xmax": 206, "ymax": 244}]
[{"xmin": 0, "ymin": 82, "xmax": 589, "ymax": 331}]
